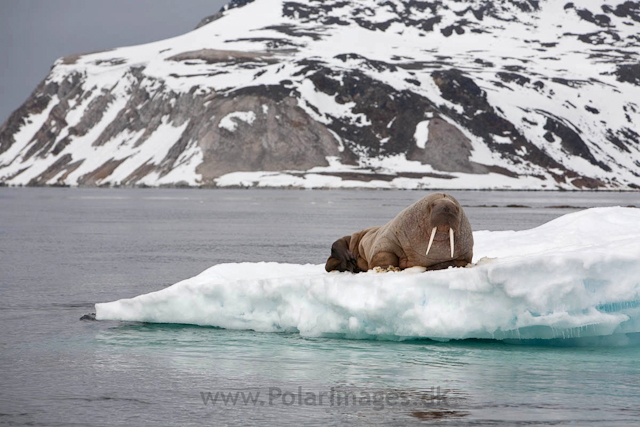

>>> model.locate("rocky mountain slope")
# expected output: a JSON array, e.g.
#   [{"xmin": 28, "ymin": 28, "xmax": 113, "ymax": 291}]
[{"xmin": 1, "ymin": 0, "xmax": 639, "ymax": 189}]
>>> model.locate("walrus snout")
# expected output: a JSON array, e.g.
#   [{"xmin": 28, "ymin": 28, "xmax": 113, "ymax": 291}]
[
  {"xmin": 426, "ymin": 200, "xmax": 461, "ymax": 258},
  {"xmin": 430, "ymin": 200, "xmax": 460, "ymax": 226},
  {"xmin": 430, "ymin": 204, "xmax": 460, "ymax": 235}
]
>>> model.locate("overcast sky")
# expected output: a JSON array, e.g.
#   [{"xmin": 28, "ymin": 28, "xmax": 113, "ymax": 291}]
[{"xmin": 0, "ymin": 0, "xmax": 229, "ymax": 123}]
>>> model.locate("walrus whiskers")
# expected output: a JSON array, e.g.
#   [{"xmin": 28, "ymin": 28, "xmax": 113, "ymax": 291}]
[
  {"xmin": 450, "ymin": 227, "xmax": 455, "ymax": 258},
  {"xmin": 426, "ymin": 226, "xmax": 437, "ymax": 256}
]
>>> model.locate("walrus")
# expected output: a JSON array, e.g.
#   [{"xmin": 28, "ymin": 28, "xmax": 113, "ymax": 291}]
[{"xmin": 325, "ymin": 193, "xmax": 473, "ymax": 273}]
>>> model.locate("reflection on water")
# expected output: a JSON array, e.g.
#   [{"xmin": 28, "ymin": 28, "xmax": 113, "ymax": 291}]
[
  {"xmin": 87, "ymin": 324, "xmax": 640, "ymax": 425},
  {"xmin": 1, "ymin": 188, "xmax": 640, "ymax": 425}
]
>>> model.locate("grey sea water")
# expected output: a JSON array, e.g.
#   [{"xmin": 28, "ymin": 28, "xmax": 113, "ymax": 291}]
[{"xmin": 1, "ymin": 188, "xmax": 639, "ymax": 426}]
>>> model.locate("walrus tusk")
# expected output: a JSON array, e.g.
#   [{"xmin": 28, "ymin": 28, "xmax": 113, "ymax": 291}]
[
  {"xmin": 449, "ymin": 227, "xmax": 455, "ymax": 258},
  {"xmin": 426, "ymin": 226, "xmax": 437, "ymax": 256}
]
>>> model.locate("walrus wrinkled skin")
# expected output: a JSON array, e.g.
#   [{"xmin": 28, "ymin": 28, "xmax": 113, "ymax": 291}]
[{"xmin": 325, "ymin": 193, "xmax": 473, "ymax": 273}]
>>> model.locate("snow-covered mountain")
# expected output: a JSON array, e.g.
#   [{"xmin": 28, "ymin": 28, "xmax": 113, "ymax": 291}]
[{"xmin": 1, "ymin": 0, "xmax": 639, "ymax": 189}]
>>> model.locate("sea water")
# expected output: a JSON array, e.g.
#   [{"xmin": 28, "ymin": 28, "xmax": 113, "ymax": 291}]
[{"xmin": 1, "ymin": 188, "xmax": 639, "ymax": 426}]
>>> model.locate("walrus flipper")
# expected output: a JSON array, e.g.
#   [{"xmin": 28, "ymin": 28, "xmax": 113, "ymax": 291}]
[
  {"xmin": 369, "ymin": 251, "xmax": 400, "ymax": 270},
  {"xmin": 325, "ymin": 236, "xmax": 361, "ymax": 273},
  {"xmin": 425, "ymin": 258, "xmax": 470, "ymax": 271}
]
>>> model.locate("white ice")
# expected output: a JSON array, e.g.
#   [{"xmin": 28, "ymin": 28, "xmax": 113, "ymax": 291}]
[{"xmin": 96, "ymin": 207, "xmax": 640, "ymax": 341}]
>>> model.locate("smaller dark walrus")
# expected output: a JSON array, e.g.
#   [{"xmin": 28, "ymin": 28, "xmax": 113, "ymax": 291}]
[{"xmin": 325, "ymin": 193, "xmax": 473, "ymax": 273}]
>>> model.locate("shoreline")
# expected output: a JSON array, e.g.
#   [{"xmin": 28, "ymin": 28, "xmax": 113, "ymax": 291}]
[{"xmin": 1, "ymin": 183, "xmax": 639, "ymax": 192}]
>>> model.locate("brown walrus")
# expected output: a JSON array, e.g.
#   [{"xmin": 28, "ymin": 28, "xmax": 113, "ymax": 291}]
[{"xmin": 325, "ymin": 193, "xmax": 473, "ymax": 273}]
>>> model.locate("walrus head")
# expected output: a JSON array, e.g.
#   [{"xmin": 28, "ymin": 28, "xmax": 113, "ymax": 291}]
[{"xmin": 425, "ymin": 196, "xmax": 461, "ymax": 259}]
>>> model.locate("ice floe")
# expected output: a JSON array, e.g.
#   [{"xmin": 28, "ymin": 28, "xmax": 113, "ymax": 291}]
[{"xmin": 96, "ymin": 207, "xmax": 640, "ymax": 342}]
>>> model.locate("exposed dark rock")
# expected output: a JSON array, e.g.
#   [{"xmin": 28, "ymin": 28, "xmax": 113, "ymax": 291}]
[
  {"xmin": 503, "ymin": 65, "xmax": 526, "ymax": 72},
  {"xmin": 606, "ymin": 128, "xmax": 636, "ymax": 153},
  {"xmin": 195, "ymin": 13, "xmax": 224, "ymax": 29},
  {"xmin": 168, "ymin": 49, "xmax": 277, "ymax": 65},
  {"xmin": 195, "ymin": 89, "xmax": 345, "ymax": 183},
  {"xmin": 616, "ymin": 63, "xmax": 640, "ymax": 85},
  {"xmin": 0, "ymin": 79, "xmax": 60, "ymax": 156},
  {"xmin": 571, "ymin": 176, "xmax": 605, "ymax": 189},
  {"xmin": 551, "ymin": 78, "xmax": 589, "ymax": 88},
  {"xmin": 353, "ymin": 17, "xmax": 395, "ymax": 32},
  {"xmin": 407, "ymin": 117, "xmax": 489, "ymax": 174},
  {"xmin": 225, "ymin": 37, "xmax": 302, "ymax": 49},
  {"xmin": 334, "ymin": 53, "xmax": 397, "ymax": 72},
  {"xmin": 28, "ymin": 154, "xmax": 73, "ymax": 186},
  {"xmin": 432, "ymin": 69, "xmax": 485, "ymax": 111},
  {"xmin": 474, "ymin": 58, "xmax": 494, "ymax": 67},
  {"xmin": 17, "ymin": 74, "xmax": 86, "ymax": 162},
  {"xmin": 28, "ymin": 153, "xmax": 84, "ymax": 186},
  {"xmin": 122, "ymin": 161, "xmax": 156, "ymax": 186},
  {"xmin": 575, "ymin": 8, "xmax": 611, "ymax": 27},
  {"xmin": 454, "ymin": 5, "xmax": 488, "ymax": 20},
  {"xmin": 486, "ymin": 165, "xmax": 520, "ymax": 178},
  {"xmin": 290, "ymin": 171, "xmax": 456, "ymax": 182},
  {"xmin": 497, "ymin": 72, "xmax": 530, "ymax": 86},
  {"xmin": 432, "ymin": 69, "xmax": 563, "ymax": 172},
  {"xmin": 542, "ymin": 116, "xmax": 611, "ymax": 171},
  {"xmin": 576, "ymin": 30, "xmax": 621, "ymax": 45},
  {"xmin": 441, "ymin": 23, "xmax": 467, "ymax": 37},
  {"xmin": 601, "ymin": 1, "xmax": 640, "ymax": 23},
  {"xmin": 262, "ymin": 24, "xmax": 324, "ymax": 41},
  {"xmin": 77, "ymin": 158, "xmax": 128, "ymax": 186},
  {"xmin": 303, "ymin": 65, "xmax": 438, "ymax": 159}
]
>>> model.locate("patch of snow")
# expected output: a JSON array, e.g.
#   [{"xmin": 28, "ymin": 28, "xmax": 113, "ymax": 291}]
[
  {"xmin": 0, "ymin": 95, "xmax": 59, "ymax": 169},
  {"xmin": 155, "ymin": 139, "xmax": 204, "ymax": 187},
  {"xmin": 214, "ymin": 165, "xmax": 553, "ymax": 190},
  {"xmin": 107, "ymin": 118, "xmax": 191, "ymax": 185},
  {"xmin": 493, "ymin": 135, "xmax": 512, "ymax": 144},
  {"xmin": 219, "ymin": 111, "xmax": 257, "ymax": 132},
  {"xmin": 298, "ymin": 79, "xmax": 370, "ymax": 126},
  {"xmin": 327, "ymin": 128, "xmax": 345, "ymax": 152},
  {"xmin": 387, "ymin": 117, "xmax": 396, "ymax": 128},
  {"xmin": 414, "ymin": 120, "xmax": 430, "ymax": 149}
]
